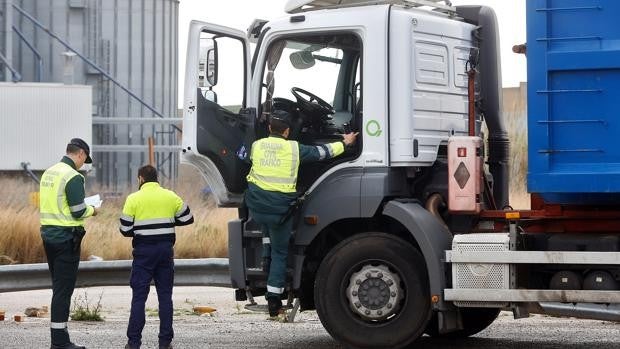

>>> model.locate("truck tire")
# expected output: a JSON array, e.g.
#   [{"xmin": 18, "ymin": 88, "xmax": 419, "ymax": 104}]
[
  {"xmin": 314, "ymin": 232, "xmax": 431, "ymax": 349},
  {"xmin": 425, "ymin": 308, "xmax": 500, "ymax": 338}
]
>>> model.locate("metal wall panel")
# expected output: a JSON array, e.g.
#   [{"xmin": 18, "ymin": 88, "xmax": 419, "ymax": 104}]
[
  {"xmin": 4, "ymin": 0, "xmax": 179, "ymax": 188},
  {"xmin": 0, "ymin": 82, "xmax": 92, "ymax": 170}
]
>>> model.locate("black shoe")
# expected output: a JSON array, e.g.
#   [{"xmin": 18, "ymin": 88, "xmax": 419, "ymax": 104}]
[
  {"xmin": 267, "ymin": 297, "xmax": 282, "ymax": 317},
  {"xmin": 124, "ymin": 344, "xmax": 139, "ymax": 349},
  {"xmin": 261, "ymin": 257, "xmax": 271, "ymax": 274},
  {"xmin": 159, "ymin": 345, "xmax": 173, "ymax": 349},
  {"xmin": 50, "ymin": 343, "xmax": 86, "ymax": 349}
]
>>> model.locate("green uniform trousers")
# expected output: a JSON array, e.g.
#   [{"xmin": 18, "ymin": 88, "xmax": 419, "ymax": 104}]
[
  {"xmin": 43, "ymin": 239, "xmax": 81, "ymax": 346},
  {"xmin": 250, "ymin": 211, "xmax": 293, "ymax": 298}
]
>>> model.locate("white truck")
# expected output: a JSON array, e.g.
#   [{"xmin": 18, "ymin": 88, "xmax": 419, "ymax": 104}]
[{"xmin": 181, "ymin": 1, "xmax": 620, "ymax": 348}]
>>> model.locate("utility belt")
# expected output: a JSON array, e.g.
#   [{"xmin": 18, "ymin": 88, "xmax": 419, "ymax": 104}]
[{"xmin": 280, "ymin": 194, "xmax": 306, "ymax": 225}]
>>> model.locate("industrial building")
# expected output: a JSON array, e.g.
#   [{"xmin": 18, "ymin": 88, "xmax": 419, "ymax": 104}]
[{"xmin": 0, "ymin": 0, "xmax": 180, "ymax": 189}]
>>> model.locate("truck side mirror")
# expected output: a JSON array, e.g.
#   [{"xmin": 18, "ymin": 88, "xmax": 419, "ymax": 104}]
[{"xmin": 199, "ymin": 38, "xmax": 218, "ymax": 87}]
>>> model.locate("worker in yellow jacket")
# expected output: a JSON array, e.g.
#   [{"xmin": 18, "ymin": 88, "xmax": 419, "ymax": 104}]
[{"xmin": 119, "ymin": 165, "xmax": 194, "ymax": 349}]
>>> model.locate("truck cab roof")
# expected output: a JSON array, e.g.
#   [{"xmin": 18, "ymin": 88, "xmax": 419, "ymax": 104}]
[{"xmin": 284, "ymin": 0, "xmax": 456, "ymax": 14}]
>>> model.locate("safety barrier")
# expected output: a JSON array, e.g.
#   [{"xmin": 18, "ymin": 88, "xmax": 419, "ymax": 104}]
[{"xmin": 0, "ymin": 258, "xmax": 231, "ymax": 293}]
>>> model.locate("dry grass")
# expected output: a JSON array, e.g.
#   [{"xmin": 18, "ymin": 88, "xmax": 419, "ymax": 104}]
[
  {"xmin": 0, "ymin": 166, "xmax": 236, "ymax": 264},
  {"xmin": 1, "ymin": 87, "xmax": 531, "ymax": 263},
  {"xmin": 503, "ymin": 83, "xmax": 530, "ymax": 209}
]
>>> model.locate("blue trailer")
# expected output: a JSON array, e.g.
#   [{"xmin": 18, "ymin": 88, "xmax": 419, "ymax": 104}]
[{"xmin": 527, "ymin": 0, "xmax": 620, "ymax": 204}]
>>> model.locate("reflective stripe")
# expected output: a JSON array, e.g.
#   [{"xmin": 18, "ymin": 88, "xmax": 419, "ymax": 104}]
[
  {"xmin": 69, "ymin": 202, "xmax": 86, "ymax": 212},
  {"xmin": 175, "ymin": 203, "xmax": 189, "ymax": 217},
  {"xmin": 56, "ymin": 171, "xmax": 77, "ymax": 219},
  {"xmin": 262, "ymin": 237, "xmax": 271, "ymax": 244},
  {"xmin": 248, "ymin": 172, "xmax": 297, "ymax": 185},
  {"xmin": 134, "ymin": 217, "xmax": 175, "ymax": 225},
  {"xmin": 267, "ymin": 285, "xmax": 284, "ymax": 294},
  {"xmin": 325, "ymin": 143, "xmax": 335, "ymax": 157},
  {"xmin": 50, "ymin": 322, "xmax": 67, "ymax": 329},
  {"xmin": 120, "ymin": 225, "xmax": 133, "ymax": 232},
  {"xmin": 289, "ymin": 141, "xmax": 299, "ymax": 178},
  {"xmin": 40, "ymin": 212, "xmax": 71, "ymax": 221},
  {"xmin": 134, "ymin": 227, "xmax": 175, "ymax": 236},
  {"xmin": 316, "ymin": 145, "xmax": 326, "ymax": 160},
  {"xmin": 120, "ymin": 214, "xmax": 134, "ymax": 222},
  {"xmin": 176, "ymin": 213, "xmax": 193, "ymax": 222}
]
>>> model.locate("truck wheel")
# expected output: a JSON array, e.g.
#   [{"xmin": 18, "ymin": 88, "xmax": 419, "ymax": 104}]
[
  {"xmin": 314, "ymin": 232, "xmax": 431, "ymax": 349},
  {"xmin": 425, "ymin": 307, "xmax": 500, "ymax": 338}
]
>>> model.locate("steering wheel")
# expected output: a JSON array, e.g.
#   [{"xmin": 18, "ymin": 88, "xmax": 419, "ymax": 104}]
[{"xmin": 291, "ymin": 87, "xmax": 335, "ymax": 117}]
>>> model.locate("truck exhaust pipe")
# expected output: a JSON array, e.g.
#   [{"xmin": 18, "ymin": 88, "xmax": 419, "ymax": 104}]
[
  {"xmin": 456, "ymin": 5, "xmax": 510, "ymax": 209},
  {"xmin": 533, "ymin": 302, "xmax": 620, "ymax": 322}
]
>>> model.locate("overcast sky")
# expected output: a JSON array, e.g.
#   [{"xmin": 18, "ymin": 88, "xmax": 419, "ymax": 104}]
[{"xmin": 177, "ymin": 0, "xmax": 526, "ymax": 104}]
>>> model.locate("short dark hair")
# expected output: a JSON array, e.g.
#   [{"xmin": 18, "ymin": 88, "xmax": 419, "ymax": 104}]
[
  {"xmin": 269, "ymin": 110, "xmax": 291, "ymax": 135},
  {"xmin": 66, "ymin": 144, "xmax": 82, "ymax": 155},
  {"xmin": 138, "ymin": 165, "xmax": 158, "ymax": 183}
]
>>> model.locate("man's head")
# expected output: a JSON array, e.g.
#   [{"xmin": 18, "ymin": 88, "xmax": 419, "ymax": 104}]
[
  {"xmin": 66, "ymin": 138, "xmax": 92, "ymax": 169},
  {"xmin": 137, "ymin": 165, "xmax": 158, "ymax": 187},
  {"xmin": 269, "ymin": 110, "xmax": 291, "ymax": 138}
]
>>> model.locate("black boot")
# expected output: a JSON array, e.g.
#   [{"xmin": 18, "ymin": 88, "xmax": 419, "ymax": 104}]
[{"xmin": 267, "ymin": 296, "xmax": 282, "ymax": 317}]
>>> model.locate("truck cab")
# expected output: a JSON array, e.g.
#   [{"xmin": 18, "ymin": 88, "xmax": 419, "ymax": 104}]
[
  {"xmin": 182, "ymin": 1, "xmax": 620, "ymax": 348},
  {"xmin": 181, "ymin": 0, "xmax": 489, "ymax": 347}
]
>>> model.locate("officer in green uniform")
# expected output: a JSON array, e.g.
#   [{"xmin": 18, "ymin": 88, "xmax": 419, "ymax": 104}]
[
  {"xmin": 245, "ymin": 110, "xmax": 358, "ymax": 317},
  {"xmin": 40, "ymin": 138, "xmax": 98, "ymax": 349}
]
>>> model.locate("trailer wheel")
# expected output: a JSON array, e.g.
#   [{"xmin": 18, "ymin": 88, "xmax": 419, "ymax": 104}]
[
  {"xmin": 314, "ymin": 232, "xmax": 431, "ymax": 349},
  {"xmin": 425, "ymin": 307, "xmax": 500, "ymax": 338}
]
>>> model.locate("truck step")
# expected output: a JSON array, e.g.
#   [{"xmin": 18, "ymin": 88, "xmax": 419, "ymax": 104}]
[
  {"xmin": 243, "ymin": 230, "xmax": 263, "ymax": 238},
  {"xmin": 246, "ymin": 267, "xmax": 267, "ymax": 276}
]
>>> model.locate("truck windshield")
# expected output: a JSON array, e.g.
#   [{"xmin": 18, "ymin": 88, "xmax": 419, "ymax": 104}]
[
  {"xmin": 260, "ymin": 33, "xmax": 361, "ymax": 140},
  {"xmin": 271, "ymin": 43, "xmax": 343, "ymax": 104}
]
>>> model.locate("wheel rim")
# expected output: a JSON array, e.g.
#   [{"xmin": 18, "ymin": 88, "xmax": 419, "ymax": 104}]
[{"xmin": 346, "ymin": 264, "xmax": 404, "ymax": 321}]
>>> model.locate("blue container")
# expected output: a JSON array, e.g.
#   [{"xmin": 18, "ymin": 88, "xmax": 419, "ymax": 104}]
[{"xmin": 527, "ymin": 0, "xmax": 620, "ymax": 204}]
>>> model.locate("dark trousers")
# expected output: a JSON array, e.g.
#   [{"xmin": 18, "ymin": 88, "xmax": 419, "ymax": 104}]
[
  {"xmin": 127, "ymin": 241, "xmax": 174, "ymax": 348},
  {"xmin": 250, "ymin": 211, "xmax": 293, "ymax": 298},
  {"xmin": 43, "ymin": 239, "xmax": 80, "ymax": 346}
]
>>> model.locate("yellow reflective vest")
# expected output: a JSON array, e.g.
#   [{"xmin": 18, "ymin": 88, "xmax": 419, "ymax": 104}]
[
  {"xmin": 40, "ymin": 162, "xmax": 93, "ymax": 227},
  {"xmin": 247, "ymin": 136, "xmax": 300, "ymax": 193},
  {"xmin": 119, "ymin": 182, "xmax": 193, "ymax": 240}
]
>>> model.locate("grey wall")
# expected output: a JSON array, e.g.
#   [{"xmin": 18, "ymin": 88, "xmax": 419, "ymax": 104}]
[{"xmin": 2, "ymin": 0, "xmax": 179, "ymax": 189}]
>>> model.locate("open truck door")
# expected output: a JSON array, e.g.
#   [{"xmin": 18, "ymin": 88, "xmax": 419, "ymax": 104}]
[{"xmin": 181, "ymin": 21, "xmax": 253, "ymax": 207}]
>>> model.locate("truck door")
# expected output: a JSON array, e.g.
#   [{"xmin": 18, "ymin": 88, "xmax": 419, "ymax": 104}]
[{"xmin": 181, "ymin": 21, "xmax": 252, "ymax": 207}]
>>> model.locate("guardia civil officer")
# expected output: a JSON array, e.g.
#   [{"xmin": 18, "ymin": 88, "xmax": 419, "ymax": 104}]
[
  {"xmin": 245, "ymin": 110, "xmax": 358, "ymax": 317},
  {"xmin": 119, "ymin": 165, "xmax": 194, "ymax": 349},
  {"xmin": 40, "ymin": 138, "xmax": 98, "ymax": 349}
]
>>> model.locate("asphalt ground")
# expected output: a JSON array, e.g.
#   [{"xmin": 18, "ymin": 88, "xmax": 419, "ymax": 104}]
[{"xmin": 0, "ymin": 286, "xmax": 618, "ymax": 349}]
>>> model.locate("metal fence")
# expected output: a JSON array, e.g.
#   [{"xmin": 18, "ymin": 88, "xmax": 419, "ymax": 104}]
[{"xmin": 0, "ymin": 258, "xmax": 231, "ymax": 293}]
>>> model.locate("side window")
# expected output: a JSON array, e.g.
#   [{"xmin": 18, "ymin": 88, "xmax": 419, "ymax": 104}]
[
  {"xmin": 198, "ymin": 32, "xmax": 245, "ymax": 112},
  {"xmin": 193, "ymin": 30, "xmax": 249, "ymax": 195}
]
